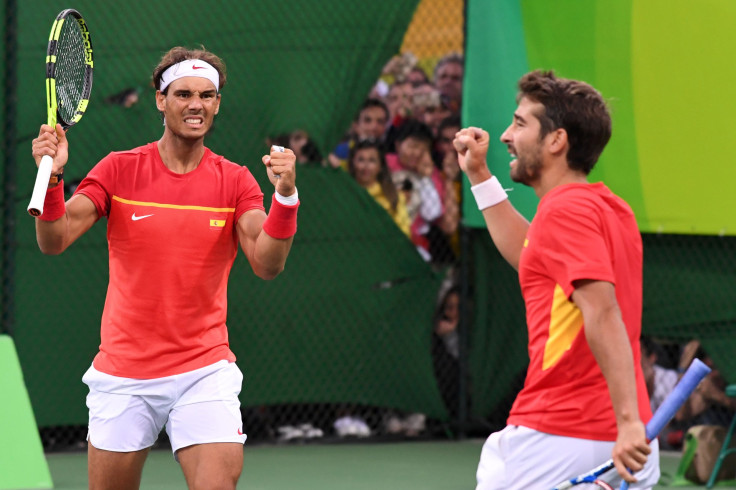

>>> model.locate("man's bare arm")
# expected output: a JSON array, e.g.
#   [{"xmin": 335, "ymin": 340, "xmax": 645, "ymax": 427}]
[
  {"xmin": 573, "ymin": 279, "xmax": 650, "ymax": 484},
  {"xmin": 454, "ymin": 127, "xmax": 529, "ymax": 270},
  {"xmin": 236, "ymin": 209, "xmax": 294, "ymax": 280},
  {"xmin": 36, "ymin": 193, "xmax": 99, "ymax": 255}
]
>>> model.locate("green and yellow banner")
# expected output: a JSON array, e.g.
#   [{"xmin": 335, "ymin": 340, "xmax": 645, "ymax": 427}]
[{"xmin": 464, "ymin": 0, "xmax": 736, "ymax": 236}]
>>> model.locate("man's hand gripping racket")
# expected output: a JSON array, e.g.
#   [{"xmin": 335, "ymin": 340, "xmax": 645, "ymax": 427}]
[
  {"xmin": 551, "ymin": 358, "xmax": 711, "ymax": 490},
  {"xmin": 28, "ymin": 9, "xmax": 93, "ymax": 217}
]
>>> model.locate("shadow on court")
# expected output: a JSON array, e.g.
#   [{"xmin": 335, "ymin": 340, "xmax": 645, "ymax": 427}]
[{"xmin": 45, "ymin": 442, "xmax": 726, "ymax": 489}]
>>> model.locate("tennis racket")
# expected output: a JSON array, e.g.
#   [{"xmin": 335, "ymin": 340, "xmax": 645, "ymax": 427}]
[
  {"xmin": 27, "ymin": 8, "xmax": 93, "ymax": 217},
  {"xmin": 551, "ymin": 358, "xmax": 711, "ymax": 490}
]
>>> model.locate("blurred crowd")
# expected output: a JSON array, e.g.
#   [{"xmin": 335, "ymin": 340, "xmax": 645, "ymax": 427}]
[
  {"xmin": 265, "ymin": 52, "xmax": 466, "ymax": 441},
  {"xmin": 270, "ymin": 51, "xmax": 464, "ymax": 268}
]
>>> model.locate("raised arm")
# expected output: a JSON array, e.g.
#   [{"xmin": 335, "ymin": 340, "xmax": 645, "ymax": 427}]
[
  {"xmin": 453, "ymin": 127, "xmax": 529, "ymax": 270},
  {"xmin": 236, "ymin": 146, "xmax": 298, "ymax": 280},
  {"xmin": 236, "ymin": 208, "xmax": 294, "ymax": 280},
  {"xmin": 32, "ymin": 124, "xmax": 99, "ymax": 254}
]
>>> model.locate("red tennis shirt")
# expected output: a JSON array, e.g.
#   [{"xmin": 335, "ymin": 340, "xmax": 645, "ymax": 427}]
[
  {"xmin": 75, "ymin": 142, "xmax": 264, "ymax": 378},
  {"xmin": 507, "ymin": 182, "xmax": 652, "ymax": 440}
]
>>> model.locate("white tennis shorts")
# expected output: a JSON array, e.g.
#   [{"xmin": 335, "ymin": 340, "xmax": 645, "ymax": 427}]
[
  {"xmin": 82, "ymin": 360, "xmax": 247, "ymax": 455},
  {"xmin": 476, "ymin": 425, "xmax": 660, "ymax": 489}
]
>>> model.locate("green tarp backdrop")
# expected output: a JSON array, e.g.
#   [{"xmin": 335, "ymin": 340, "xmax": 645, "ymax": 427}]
[
  {"xmin": 4, "ymin": 0, "xmax": 456, "ymax": 427},
  {"xmin": 3, "ymin": 0, "xmax": 735, "ymax": 431},
  {"xmin": 463, "ymin": 0, "xmax": 736, "ymax": 236}
]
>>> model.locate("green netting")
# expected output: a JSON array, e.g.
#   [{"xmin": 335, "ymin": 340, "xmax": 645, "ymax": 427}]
[
  {"xmin": 15, "ymin": 167, "xmax": 448, "ymax": 426},
  {"xmin": 641, "ymin": 234, "xmax": 736, "ymax": 384},
  {"xmin": 4, "ymin": 0, "xmax": 733, "ymax": 453},
  {"xmin": 467, "ymin": 231, "xmax": 736, "ymax": 421},
  {"xmin": 4, "ymin": 0, "xmax": 471, "ymax": 446}
]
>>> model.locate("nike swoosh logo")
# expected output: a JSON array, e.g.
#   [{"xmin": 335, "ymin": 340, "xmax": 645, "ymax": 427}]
[
  {"xmin": 131, "ymin": 213, "xmax": 154, "ymax": 221},
  {"xmin": 192, "ymin": 65, "xmax": 206, "ymax": 70},
  {"xmin": 237, "ymin": 428, "xmax": 244, "ymax": 435}
]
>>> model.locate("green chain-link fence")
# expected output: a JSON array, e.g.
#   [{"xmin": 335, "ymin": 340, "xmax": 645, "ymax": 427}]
[
  {"xmin": 2, "ymin": 0, "xmax": 470, "ymax": 449},
  {"xmin": 2, "ymin": 0, "xmax": 734, "ymax": 455}
]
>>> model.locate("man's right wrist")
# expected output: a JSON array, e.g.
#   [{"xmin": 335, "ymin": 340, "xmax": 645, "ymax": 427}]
[
  {"xmin": 470, "ymin": 176, "xmax": 508, "ymax": 210},
  {"xmin": 467, "ymin": 169, "xmax": 493, "ymax": 186},
  {"xmin": 38, "ymin": 181, "xmax": 66, "ymax": 221}
]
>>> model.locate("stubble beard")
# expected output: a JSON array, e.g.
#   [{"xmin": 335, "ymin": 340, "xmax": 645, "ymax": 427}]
[{"xmin": 510, "ymin": 147, "xmax": 543, "ymax": 186}]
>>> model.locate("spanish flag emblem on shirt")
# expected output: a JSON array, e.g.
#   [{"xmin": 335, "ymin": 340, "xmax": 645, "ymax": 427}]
[{"xmin": 210, "ymin": 219, "xmax": 226, "ymax": 228}]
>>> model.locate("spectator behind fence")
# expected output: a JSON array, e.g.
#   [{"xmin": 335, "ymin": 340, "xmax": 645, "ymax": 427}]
[
  {"xmin": 347, "ymin": 139, "xmax": 410, "ymax": 238},
  {"xmin": 386, "ymin": 120, "xmax": 446, "ymax": 262},
  {"xmin": 289, "ymin": 129, "xmax": 323, "ymax": 165},
  {"xmin": 432, "ymin": 285, "xmax": 461, "ymax": 417},
  {"xmin": 384, "ymin": 54, "xmax": 462, "ymax": 156},
  {"xmin": 436, "ymin": 115, "xmax": 462, "ymax": 164},
  {"xmin": 328, "ymin": 98, "xmax": 389, "ymax": 169},
  {"xmin": 435, "ymin": 115, "xmax": 462, "ymax": 258},
  {"xmin": 269, "ymin": 130, "xmax": 323, "ymax": 166},
  {"xmin": 675, "ymin": 340, "xmax": 736, "ymax": 430},
  {"xmin": 383, "ymin": 80, "xmax": 414, "ymax": 153},
  {"xmin": 411, "ymin": 82, "xmax": 440, "ymax": 124},
  {"xmin": 433, "ymin": 53, "xmax": 464, "ymax": 115},
  {"xmin": 266, "ymin": 132, "xmax": 290, "ymax": 151},
  {"xmin": 412, "ymin": 82, "xmax": 453, "ymax": 138},
  {"xmin": 640, "ymin": 336, "xmax": 679, "ymax": 414},
  {"xmin": 407, "ymin": 65, "xmax": 430, "ymax": 87},
  {"xmin": 386, "ymin": 80, "xmax": 414, "ymax": 123},
  {"xmin": 380, "ymin": 52, "xmax": 417, "ymax": 85}
]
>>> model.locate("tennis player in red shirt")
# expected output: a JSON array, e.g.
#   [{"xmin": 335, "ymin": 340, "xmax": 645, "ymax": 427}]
[
  {"xmin": 31, "ymin": 47, "xmax": 298, "ymax": 490},
  {"xmin": 455, "ymin": 70, "xmax": 659, "ymax": 489}
]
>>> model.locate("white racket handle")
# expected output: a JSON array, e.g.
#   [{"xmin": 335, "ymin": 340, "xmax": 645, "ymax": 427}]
[
  {"xmin": 270, "ymin": 145, "xmax": 284, "ymax": 179},
  {"xmin": 27, "ymin": 155, "xmax": 55, "ymax": 217}
]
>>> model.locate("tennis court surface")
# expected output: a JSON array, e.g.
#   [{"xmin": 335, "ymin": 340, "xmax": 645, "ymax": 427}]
[{"xmin": 43, "ymin": 440, "xmax": 734, "ymax": 489}]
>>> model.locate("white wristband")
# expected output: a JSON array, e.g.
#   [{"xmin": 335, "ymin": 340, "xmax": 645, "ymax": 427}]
[
  {"xmin": 275, "ymin": 188, "xmax": 298, "ymax": 206},
  {"xmin": 471, "ymin": 176, "xmax": 508, "ymax": 210}
]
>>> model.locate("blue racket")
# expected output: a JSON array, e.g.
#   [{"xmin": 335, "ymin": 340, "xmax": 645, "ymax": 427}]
[{"xmin": 551, "ymin": 358, "xmax": 711, "ymax": 490}]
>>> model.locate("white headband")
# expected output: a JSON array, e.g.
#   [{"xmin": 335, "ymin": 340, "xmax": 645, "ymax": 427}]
[{"xmin": 159, "ymin": 59, "xmax": 220, "ymax": 93}]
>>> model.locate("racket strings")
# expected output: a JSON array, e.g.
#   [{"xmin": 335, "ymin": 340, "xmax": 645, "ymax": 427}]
[{"xmin": 55, "ymin": 19, "xmax": 88, "ymax": 123}]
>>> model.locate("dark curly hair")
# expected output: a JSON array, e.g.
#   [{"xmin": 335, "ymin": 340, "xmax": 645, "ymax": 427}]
[{"xmin": 517, "ymin": 70, "xmax": 611, "ymax": 175}]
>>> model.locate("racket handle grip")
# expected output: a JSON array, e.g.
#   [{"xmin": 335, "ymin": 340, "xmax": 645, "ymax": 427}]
[
  {"xmin": 269, "ymin": 145, "xmax": 283, "ymax": 179},
  {"xmin": 619, "ymin": 358, "xmax": 711, "ymax": 490},
  {"xmin": 27, "ymin": 155, "xmax": 55, "ymax": 217},
  {"xmin": 646, "ymin": 358, "xmax": 710, "ymax": 440}
]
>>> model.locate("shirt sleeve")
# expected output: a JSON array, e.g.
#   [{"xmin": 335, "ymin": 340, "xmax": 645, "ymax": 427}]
[
  {"xmin": 73, "ymin": 153, "xmax": 117, "ymax": 217},
  {"xmin": 537, "ymin": 198, "xmax": 615, "ymax": 298}
]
